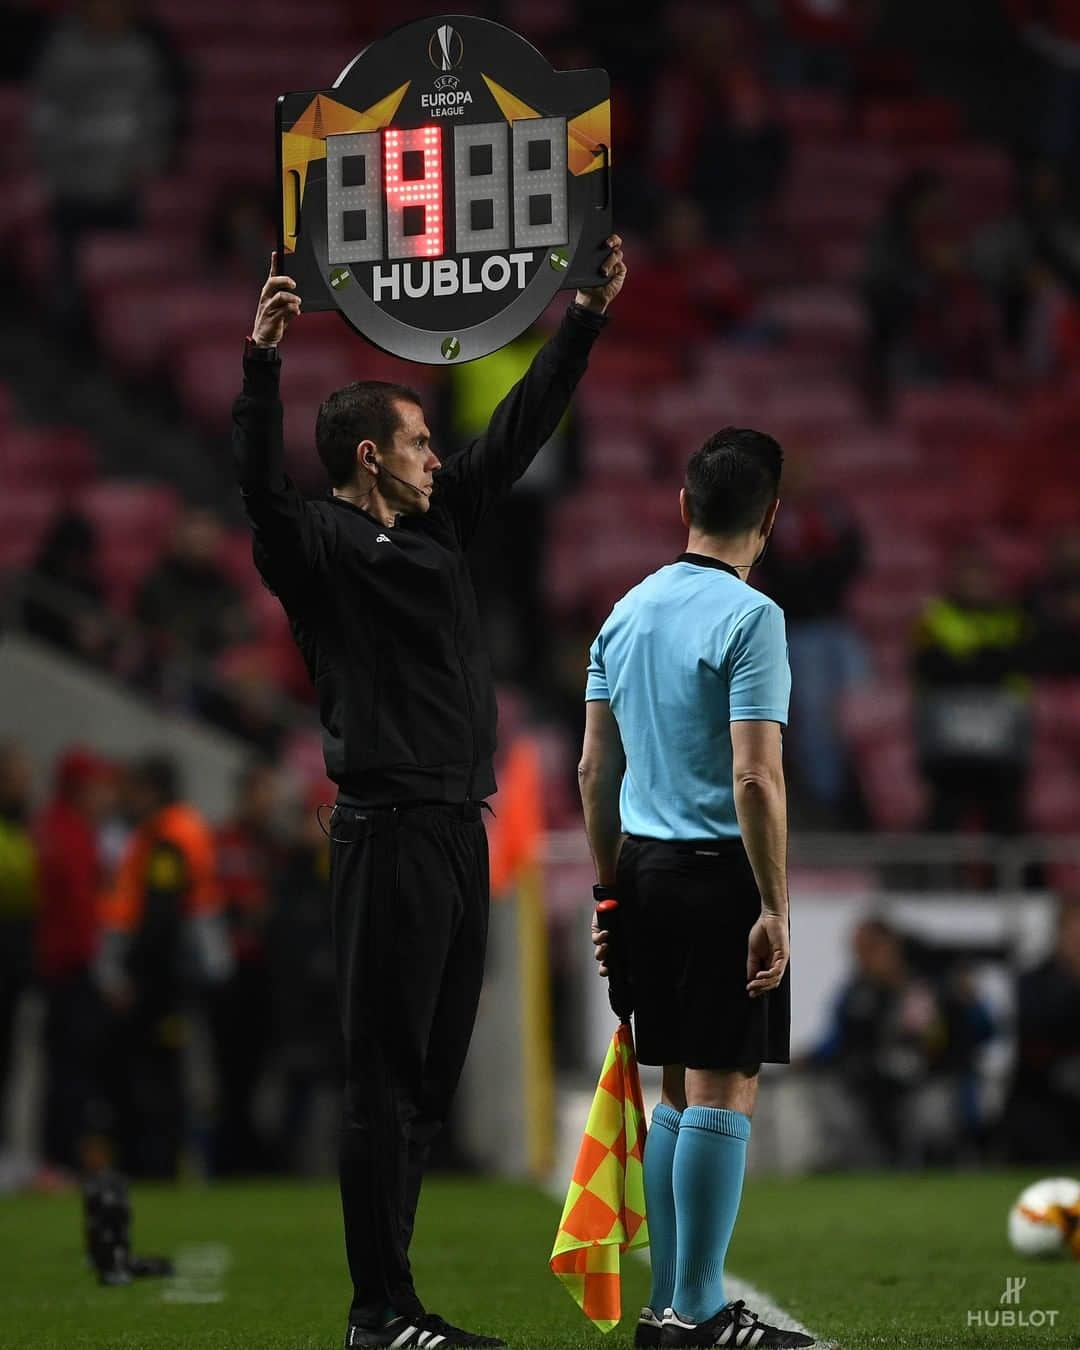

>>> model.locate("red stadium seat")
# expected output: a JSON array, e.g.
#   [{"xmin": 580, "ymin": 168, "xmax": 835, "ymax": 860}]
[
  {"xmin": 852, "ymin": 734, "xmax": 926, "ymax": 830},
  {"xmin": 861, "ymin": 96, "xmax": 964, "ymax": 146},
  {"xmin": 0, "ymin": 428, "xmax": 97, "ymax": 491},
  {"xmin": 0, "ymin": 490, "xmax": 65, "ymax": 571},
  {"xmin": 78, "ymin": 481, "xmax": 183, "ymax": 548}
]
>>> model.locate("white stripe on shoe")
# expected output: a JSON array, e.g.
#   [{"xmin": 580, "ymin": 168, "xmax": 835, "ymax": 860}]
[{"xmin": 390, "ymin": 1327, "xmax": 419, "ymax": 1348}]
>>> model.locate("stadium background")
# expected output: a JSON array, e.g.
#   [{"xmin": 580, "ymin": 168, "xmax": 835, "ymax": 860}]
[{"xmin": 0, "ymin": 0, "xmax": 1078, "ymax": 1345}]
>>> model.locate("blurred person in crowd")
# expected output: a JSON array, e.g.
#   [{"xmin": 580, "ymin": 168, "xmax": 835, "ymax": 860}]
[
  {"xmin": 809, "ymin": 920, "xmax": 944, "ymax": 1165},
  {"xmin": 1026, "ymin": 528, "xmax": 1080, "ymax": 676},
  {"xmin": 266, "ymin": 786, "xmax": 339, "ymax": 1174},
  {"xmin": 861, "ymin": 170, "xmax": 997, "ymax": 413},
  {"xmin": 911, "ymin": 547, "xmax": 1032, "ymax": 835},
  {"xmin": 95, "ymin": 754, "xmax": 229, "ymax": 1178},
  {"xmin": 206, "ymin": 184, "xmax": 276, "ymax": 289},
  {"xmin": 611, "ymin": 197, "xmax": 757, "ymax": 349},
  {"xmin": 22, "ymin": 509, "xmax": 111, "ymax": 665},
  {"xmin": 771, "ymin": 0, "xmax": 879, "ymax": 91},
  {"xmin": 202, "ymin": 644, "xmax": 289, "ymax": 756},
  {"xmin": 1006, "ymin": 0, "xmax": 1080, "ymax": 162},
  {"xmin": 0, "ymin": 744, "xmax": 37, "ymax": 1148},
  {"xmin": 210, "ymin": 761, "xmax": 282, "ymax": 1175},
  {"xmin": 441, "ymin": 315, "xmax": 582, "ymax": 692},
  {"xmin": 30, "ymin": 0, "xmax": 175, "ymax": 336},
  {"xmin": 135, "ymin": 507, "xmax": 247, "ymax": 689},
  {"xmin": 1002, "ymin": 898, "xmax": 1080, "ymax": 1163},
  {"xmin": 756, "ymin": 459, "xmax": 867, "ymax": 824},
  {"xmin": 33, "ymin": 748, "xmax": 115, "ymax": 1172},
  {"xmin": 646, "ymin": 6, "xmax": 789, "ymax": 239},
  {"xmin": 972, "ymin": 159, "xmax": 1080, "ymax": 378}
]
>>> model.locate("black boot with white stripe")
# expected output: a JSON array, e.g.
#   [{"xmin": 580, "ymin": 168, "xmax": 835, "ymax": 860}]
[
  {"xmin": 635, "ymin": 1305, "xmax": 664, "ymax": 1346},
  {"xmin": 659, "ymin": 1300, "xmax": 815, "ymax": 1348},
  {"xmin": 345, "ymin": 1312, "xmax": 507, "ymax": 1348}
]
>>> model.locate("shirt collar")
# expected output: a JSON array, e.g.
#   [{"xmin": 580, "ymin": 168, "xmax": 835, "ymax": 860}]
[{"xmin": 675, "ymin": 551, "xmax": 741, "ymax": 579}]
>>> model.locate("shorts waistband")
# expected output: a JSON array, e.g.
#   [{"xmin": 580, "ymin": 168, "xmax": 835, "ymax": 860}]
[
  {"xmin": 335, "ymin": 792, "xmax": 486, "ymax": 822},
  {"xmin": 625, "ymin": 834, "xmax": 746, "ymax": 855}
]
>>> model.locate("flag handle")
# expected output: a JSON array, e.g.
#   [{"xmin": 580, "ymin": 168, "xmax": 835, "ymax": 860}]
[{"xmin": 595, "ymin": 897, "xmax": 634, "ymax": 1024}]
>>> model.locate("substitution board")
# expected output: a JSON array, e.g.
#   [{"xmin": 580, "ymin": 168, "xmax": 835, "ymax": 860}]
[{"xmin": 277, "ymin": 14, "xmax": 613, "ymax": 364}]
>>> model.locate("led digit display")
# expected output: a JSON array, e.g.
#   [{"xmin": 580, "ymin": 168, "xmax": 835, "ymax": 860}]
[
  {"xmin": 278, "ymin": 13, "xmax": 612, "ymax": 363},
  {"xmin": 453, "ymin": 121, "xmax": 510, "ymax": 255},
  {"xmin": 511, "ymin": 116, "xmax": 568, "ymax": 250},
  {"xmin": 326, "ymin": 131, "xmax": 383, "ymax": 265},
  {"xmin": 384, "ymin": 126, "xmax": 443, "ymax": 260}
]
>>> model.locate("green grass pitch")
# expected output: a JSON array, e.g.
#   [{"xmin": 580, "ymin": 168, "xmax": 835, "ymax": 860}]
[{"xmin": 4, "ymin": 1169, "xmax": 1077, "ymax": 1348}]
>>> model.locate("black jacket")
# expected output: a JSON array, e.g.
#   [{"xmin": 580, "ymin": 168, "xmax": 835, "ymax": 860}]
[{"xmin": 231, "ymin": 303, "xmax": 606, "ymax": 804}]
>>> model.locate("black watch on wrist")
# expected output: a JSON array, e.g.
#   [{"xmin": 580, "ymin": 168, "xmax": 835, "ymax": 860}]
[
  {"xmin": 244, "ymin": 337, "xmax": 279, "ymax": 360},
  {"xmin": 593, "ymin": 884, "xmax": 617, "ymax": 902}
]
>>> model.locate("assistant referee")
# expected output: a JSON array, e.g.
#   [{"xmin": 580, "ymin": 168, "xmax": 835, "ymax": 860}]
[
  {"xmin": 232, "ymin": 242, "xmax": 626, "ymax": 1350},
  {"xmin": 579, "ymin": 429, "xmax": 814, "ymax": 1350}
]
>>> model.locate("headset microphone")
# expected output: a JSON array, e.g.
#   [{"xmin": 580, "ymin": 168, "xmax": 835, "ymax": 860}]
[
  {"xmin": 367, "ymin": 456, "xmax": 429, "ymax": 498},
  {"xmin": 383, "ymin": 466, "xmax": 428, "ymax": 497}
]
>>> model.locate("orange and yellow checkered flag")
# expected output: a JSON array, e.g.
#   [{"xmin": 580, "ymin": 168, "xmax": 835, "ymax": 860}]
[{"xmin": 549, "ymin": 1023, "xmax": 649, "ymax": 1331}]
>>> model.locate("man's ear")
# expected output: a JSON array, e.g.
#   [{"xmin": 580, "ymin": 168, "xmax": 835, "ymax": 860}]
[
  {"xmin": 679, "ymin": 487, "xmax": 690, "ymax": 529},
  {"xmin": 357, "ymin": 439, "xmax": 378, "ymax": 475},
  {"xmin": 763, "ymin": 497, "xmax": 781, "ymax": 536}
]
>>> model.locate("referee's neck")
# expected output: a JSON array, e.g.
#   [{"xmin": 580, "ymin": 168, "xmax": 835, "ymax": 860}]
[{"xmin": 684, "ymin": 529, "xmax": 759, "ymax": 577}]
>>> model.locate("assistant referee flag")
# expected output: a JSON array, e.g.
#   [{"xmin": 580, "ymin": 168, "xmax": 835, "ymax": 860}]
[{"xmin": 549, "ymin": 1024, "xmax": 649, "ymax": 1330}]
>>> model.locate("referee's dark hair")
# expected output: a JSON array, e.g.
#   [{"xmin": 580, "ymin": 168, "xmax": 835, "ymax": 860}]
[
  {"xmin": 684, "ymin": 427, "xmax": 783, "ymax": 536},
  {"xmin": 316, "ymin": 381, "xmax": 424, "ymax": 487}
]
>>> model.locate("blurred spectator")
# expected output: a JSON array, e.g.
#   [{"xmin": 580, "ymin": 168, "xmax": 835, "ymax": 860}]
[
  {"xmin": 206, "ymin": 185, "xmax": 276, "ymax": 288},
  {"xmin": 266, "ymin": 789, "xmax": 339, "ymax": 1174},
  {"xmin": 972, "ymin": 159, "xmax": 1080, "ymax": 377},
  {"xmin": 209, "ymin": 762, "xmax": 282, "ymax": 1175},
  {"xmin": 1006, "ymin": 0, "xmax": 1080, "ymax": 162},
  {"xmin": 809, "ymin": 919, "xmax": 936, "ymax": 1164},
  {"xmin": 861, "ymin": 170, "xmax": 996, "ymax": 413},
  {"xmin": 22, "ymin": 510, "xmax": 111, "ymax": 665},
  {"xmin": 756, "ymin": 460, "xmax": 867, "ymax": 823},
  {"xmin": 646, "ymin": 6, "xmax": 789, "ymax": 239},
  {"xmin": 912, "ymin": 548, "xmax": 1031, "ymax": 834},
  {"xmin": 30, "ymin": 0, "xmax": 176, "ymax": 335},
  {"xmin": 33, "ymin": 748, "xmax": 115, "ymax": 1171},
  {"xmin": 135, "ymin": 508, "xmax": 247, "ymax": 691},
  {"xmin": 202, "ymin": 644, "xmax": 290, "ymax": 754},
  {"xmin": 772, "ymin": 0, "xmax": 878, "ymax": 91},
  {"xmin": 442, "ymin": 321, "xmax": 582, "ymax": 691},
  {"xmin": 808, "ymin": 918, "xmax": 993, "ymax": 1165},
  {"xmin": 1002, "ymin": 898, "xmax": 1080, "ymax": 1163},
  {"xmin": 608, "ymin": 197, "xmax": 757, "ymax": 348},
  {"xmin": 1026, "ymin": 528, "xmax": 1080, "ymax": 676},
  {"xmin": 95, "ymin": 755, "xmax": 228, "ymax": 1177},
  {"xmin": 0, "ymin": 744, "xmax": 37, "ymax": 1148}
]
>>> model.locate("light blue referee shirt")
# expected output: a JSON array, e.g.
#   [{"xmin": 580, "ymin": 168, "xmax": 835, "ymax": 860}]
[{"xmin": 585, "ymin": 552, "xmax": 791, "ymax": 841}]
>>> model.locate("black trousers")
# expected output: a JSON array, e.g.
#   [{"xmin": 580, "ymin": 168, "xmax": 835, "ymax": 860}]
[{"xmin": 329, "ymin": 798, "xmax": 489, "ymax": 1327}]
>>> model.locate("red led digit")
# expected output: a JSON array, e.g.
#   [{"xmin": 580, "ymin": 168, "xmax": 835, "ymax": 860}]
[{"xmin": 383, "ymin": 125, "xmax": 444, "ymax": 260}]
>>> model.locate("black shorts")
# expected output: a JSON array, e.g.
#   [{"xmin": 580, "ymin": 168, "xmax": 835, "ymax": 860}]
[{"xmin": 616, "ymin": 835, "xmax": 791, "ymax": 1070}]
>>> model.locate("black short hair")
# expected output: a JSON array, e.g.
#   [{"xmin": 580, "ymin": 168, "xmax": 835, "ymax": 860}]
[
  {"xmin": 315, "ymin": 381, "xmax": 424, "ymax": 487},
  {"xmin": 132, "ymin": 753, "xmax": 180, "ymax": 807},
  {"xmin": 684, "ymin": 427, "xmax": 783, "ymax": 536}
]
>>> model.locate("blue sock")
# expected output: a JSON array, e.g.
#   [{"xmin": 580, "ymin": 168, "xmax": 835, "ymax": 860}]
[
  {"xmin": 671, "ymin": 1106, "xmax": 751, "ymax": 1323},
  {"xmin": 642, "ymin": 1103, "xmax": 681, "ymax": 1315}
]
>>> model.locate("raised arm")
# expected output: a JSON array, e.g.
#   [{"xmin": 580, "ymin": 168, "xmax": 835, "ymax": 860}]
[
  {"xmin": 434, "ymin": 236, "xmax": 626, "ymax": 544},
  {"xmin": 232, "ymin": 254, "xmax": 333, "ymax": 603}
]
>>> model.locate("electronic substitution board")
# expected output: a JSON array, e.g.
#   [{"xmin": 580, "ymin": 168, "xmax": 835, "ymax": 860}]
[{"xmin": 276, "ymin": 14, "xmax": 612, "ymax": 364}]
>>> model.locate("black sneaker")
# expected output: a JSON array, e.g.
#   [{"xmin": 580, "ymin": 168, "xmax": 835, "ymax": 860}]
[
  {"xmin": 660, "ymin": 1300, "xmax": 815, "ymax": 1347},
  {"xmin": 346, "ymin": 1313, "xmax": 507, "ymax": 1347},
  {"xmin": 635, "ymin": 1305, "xmax": 663, "ymax": 1346}
]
